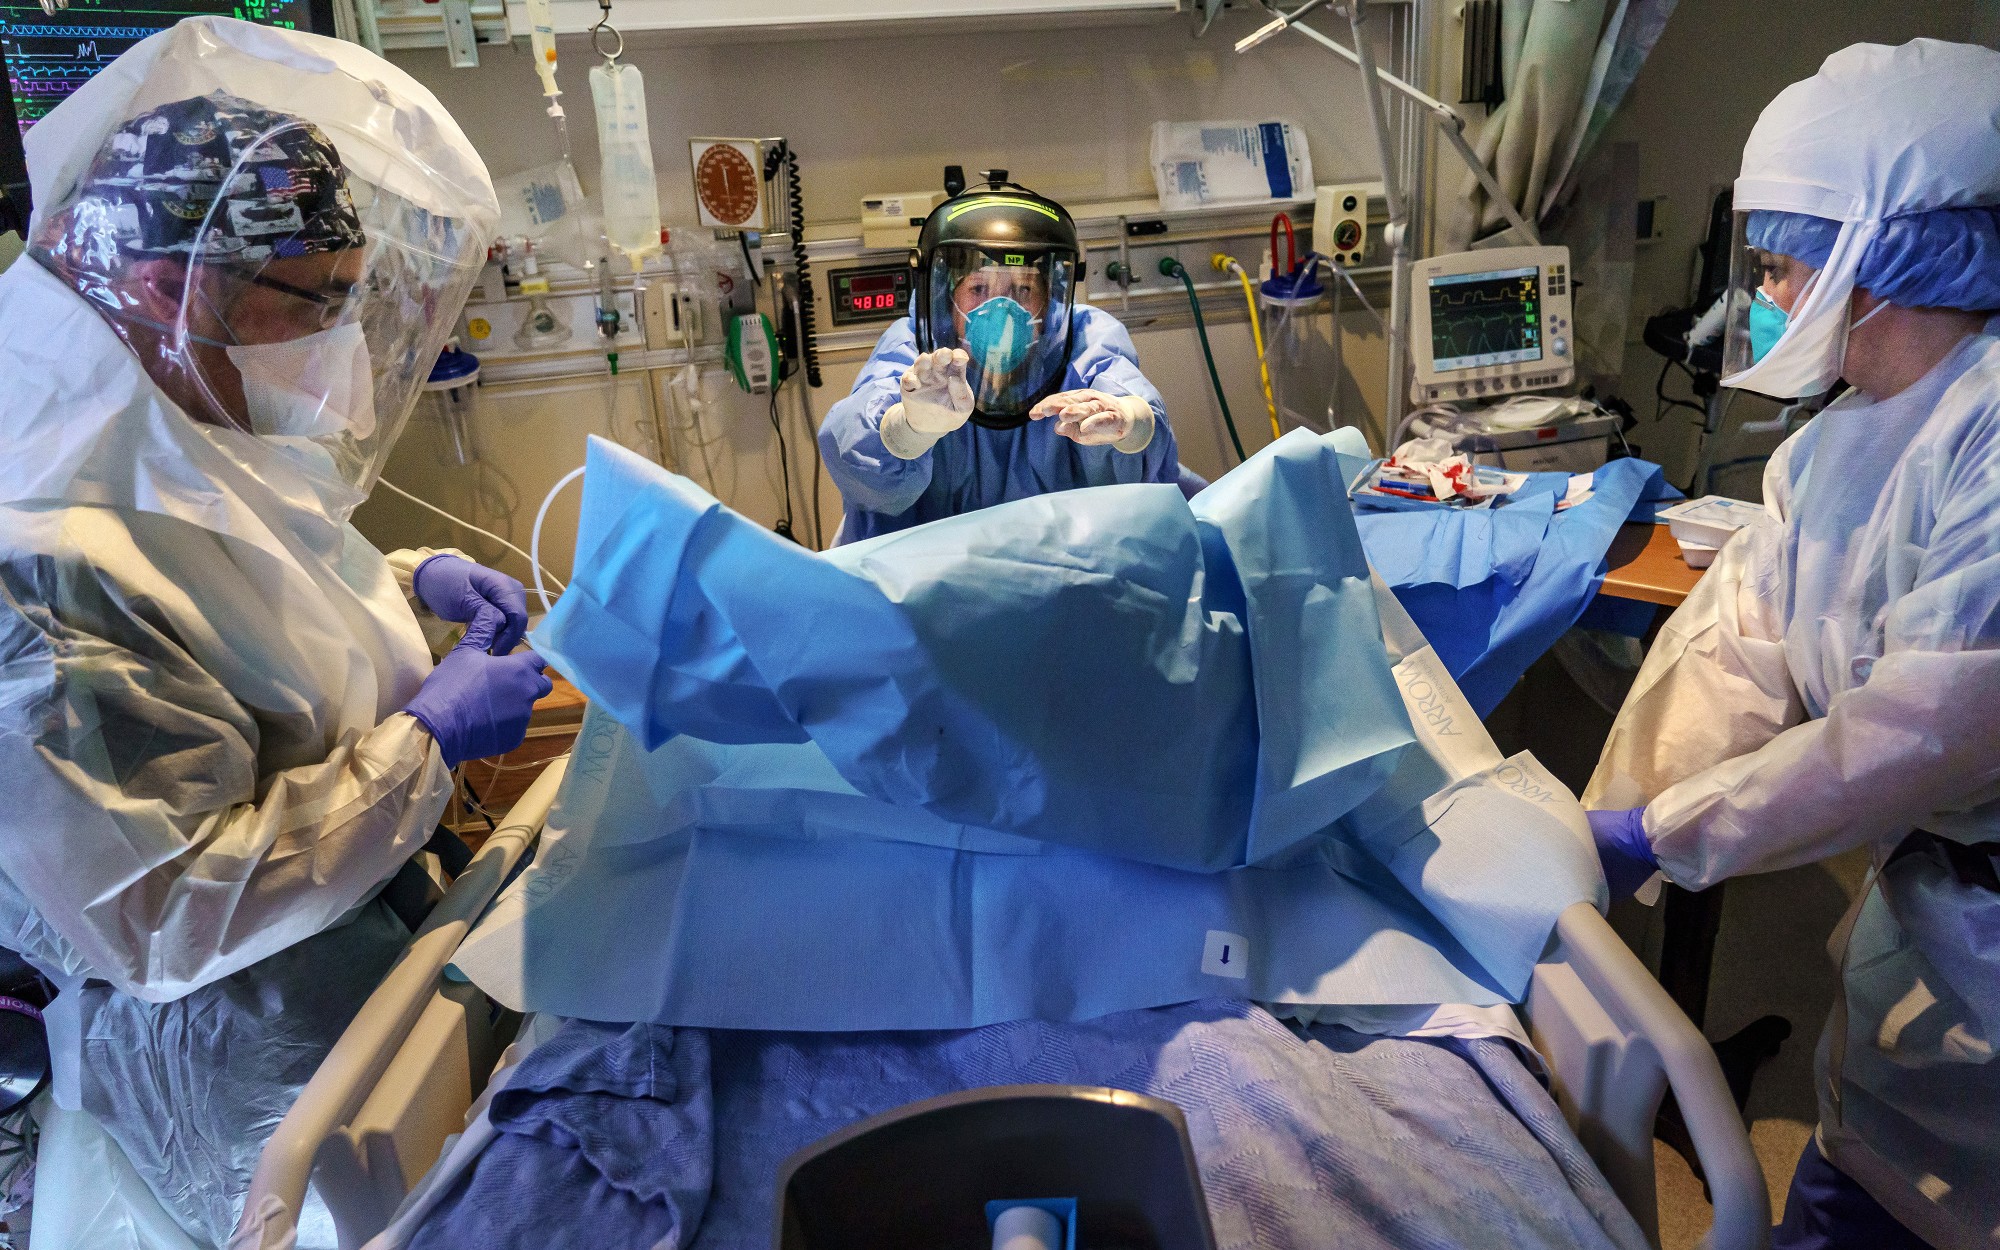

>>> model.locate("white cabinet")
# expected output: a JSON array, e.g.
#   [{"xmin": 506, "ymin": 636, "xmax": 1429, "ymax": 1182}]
[
  {"xmin": 509, "ymin": 0, "xmax": 1179, "ymax": 36},
  {"xmin": 365, "ymin": 0, "xmax": 1181, "ymax": 53},
  {"xmin": 369, "ymin": 0, "xmax": 510, "ymax": 53}
]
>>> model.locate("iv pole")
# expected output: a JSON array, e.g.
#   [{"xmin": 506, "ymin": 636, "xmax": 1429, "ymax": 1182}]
[{"xmin": 1236, "ymin": 0, "xmax": 1540, "ymax": 446}]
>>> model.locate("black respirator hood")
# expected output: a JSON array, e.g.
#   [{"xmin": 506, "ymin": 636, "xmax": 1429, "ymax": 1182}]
[{"xmin": 910, "ymin": 177, "xmax": 1082, "ymax": 430}]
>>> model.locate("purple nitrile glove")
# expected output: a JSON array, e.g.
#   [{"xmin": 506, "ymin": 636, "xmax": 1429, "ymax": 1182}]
[
  {"xmin": 404, "ymin": 610, "xmax": 553, "ymax": 768},
  {"xmin": 1587, "ymin": 807, "xmax": 1660, "ymax": 900},
  {"xmin": 413, "ymin": 554, "xmax": 529, "ymax": 656}
]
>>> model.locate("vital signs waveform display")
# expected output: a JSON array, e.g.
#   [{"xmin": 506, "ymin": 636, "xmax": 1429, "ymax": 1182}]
[
  {"xmin": 4, "ymin": 0, "xmax": 314, "ymax": 136},
  {"xmin": 1427, "ymin": 265, "xmax": 1544, "ymax": 372}
]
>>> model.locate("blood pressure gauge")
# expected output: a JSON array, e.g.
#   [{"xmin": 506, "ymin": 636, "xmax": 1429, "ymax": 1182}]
[{"xmin": 690, "ymin": 139, "xmax": 765, "ymax": 230}]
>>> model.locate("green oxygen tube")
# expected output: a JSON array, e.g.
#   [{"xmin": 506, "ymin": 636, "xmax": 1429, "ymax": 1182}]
[{"xmin": 1159, "ymin": 256, "xmax": 1248, "ymax": 463}]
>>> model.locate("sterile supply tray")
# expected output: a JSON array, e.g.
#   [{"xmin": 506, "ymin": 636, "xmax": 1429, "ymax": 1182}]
[
  {"xmin": 1349, "ymin": 458, "xmax": 1520, "ymax": 510},
  {"xmin": 1678, "ymin": 540, "xmax": 1720, "ymax": 570}
]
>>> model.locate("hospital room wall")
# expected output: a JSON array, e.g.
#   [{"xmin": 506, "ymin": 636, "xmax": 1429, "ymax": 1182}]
[
  {"xmin": 1595, "ymin": 0, "xmax": 1981, "ymax": 496},
  {"xmin": 391, "ymin": 17, "xmax": 1394, "ymax": 244},
  {"xmin": 1977, "ymin": 0, "xmax": 2000, "ymax": 47},
  {"xmin": 357, "ymin": 294, "xmax": 1362, "ymax": 580},
  {"xmin": 356, "ymin": 15, "xmax": 1398, "ymax": 574}
]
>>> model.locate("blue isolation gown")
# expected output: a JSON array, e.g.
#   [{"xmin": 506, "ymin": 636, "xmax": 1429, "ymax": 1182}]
[{"xmin": 819, "ymin": 306, "xmax": 1181, "ymax": 542}]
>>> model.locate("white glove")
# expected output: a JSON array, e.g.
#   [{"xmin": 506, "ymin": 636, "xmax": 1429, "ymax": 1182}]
[
  {"xmin": 879, "ymin": 348, "xmax": 974, "ymax": 460},
  {"xmin": 1029, "ymin": 389, "xmax": 1155, "ymax": 453}
]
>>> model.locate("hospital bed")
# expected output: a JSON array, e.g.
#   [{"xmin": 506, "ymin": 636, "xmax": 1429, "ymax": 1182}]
[{"xmin": 214, "ymin": 753, "xmax": 1769, "ymax": 1250}]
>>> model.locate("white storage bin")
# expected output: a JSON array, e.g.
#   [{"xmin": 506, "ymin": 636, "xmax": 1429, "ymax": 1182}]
[{"xmin": 1658, "ymin": 496, "xmax": 1765, "ymax": 549}]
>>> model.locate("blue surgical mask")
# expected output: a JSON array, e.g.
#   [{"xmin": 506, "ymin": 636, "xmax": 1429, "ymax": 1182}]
[
  {"xmin": 962, "ymin": 296, "xmax": 1036, "ymax": 375},
  {"xmin": 1749, "ymin": 290, "xmax": 1788, "ymax": 364}
]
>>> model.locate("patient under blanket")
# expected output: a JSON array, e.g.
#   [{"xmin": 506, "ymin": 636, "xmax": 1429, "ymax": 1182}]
[
  {"xmin": 426, "ymin": 431, "xmax": 1629, "ymax": 1243},
  {"xmin": 396, "ymin": 1003, "xmax": 1647, "ymax": 1250},
  {"xmin": 453, "ymin": 429, "xmax": 1608, "ymax": 1031}
]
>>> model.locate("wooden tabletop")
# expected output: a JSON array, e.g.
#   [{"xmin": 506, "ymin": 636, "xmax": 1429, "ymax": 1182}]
[
  {"xmin": 1599, "ymin": 522, "xmax": 1706, "ymax": 608},
  {"xmin": 451, "ymin": 675, "xmax": 585, "ymax": 841},
  {"xmin": 530, "ymin": 674, "xmax": 586, "ymax": 728}
]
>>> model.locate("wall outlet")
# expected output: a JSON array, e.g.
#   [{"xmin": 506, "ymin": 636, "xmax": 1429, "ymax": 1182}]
[
  {"xmin": 641, "ymin": 281, "xmax": 677, "ymax": 350},
  {"xmin": 1637, "ymin": 196, "xmax": 1669, "ymax": 243},
  {"xmin": 675, "ymin": 290, "xmax": 705, "ymax": 343},
  {"xmin": 642, "ymin": 281, "xmax": 710, "ymax": 348}
]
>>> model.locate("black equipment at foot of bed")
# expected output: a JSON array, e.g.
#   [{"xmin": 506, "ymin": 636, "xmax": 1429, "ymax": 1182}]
[{"xmin": 775, "ymin": 1084, "xmax": 1219, "ymax": 1250}]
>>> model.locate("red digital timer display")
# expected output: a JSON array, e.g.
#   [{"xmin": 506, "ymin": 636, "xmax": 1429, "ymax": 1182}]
[{"xmin": 831, "ymin": 264, "xmax": 912, "ymax": 326}]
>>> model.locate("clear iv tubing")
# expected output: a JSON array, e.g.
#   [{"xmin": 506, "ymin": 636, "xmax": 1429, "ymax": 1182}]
[
  {"xmin": 1215, "ymin": 254, "xmax": 1282, "ymax": 440},
  {"xmin": 1279, "ymin": 253, "xmax": 1384, "ymax": 441},
  {"xmin": 1312, "ymin": 253, "xmax": 1384, "ymax": 330},
  {"xmin": 546, "ymin": 104, "xmax": 574, "ymax": 166},
  {"xmin": 377, "ymin": 476, "xmax": 566, "ymax": 594},
  {"xmin": 1272, "ymin": 263, "xmax": 1310, "ymax": 373},
  {"xmin": 532, "ymin": 465, "xmax": 587, "ymax": 615}
]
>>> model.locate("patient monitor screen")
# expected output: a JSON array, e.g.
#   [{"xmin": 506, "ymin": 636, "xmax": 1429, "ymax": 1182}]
[
  {"xmin": 1427, "ymin": 265, "xmax": 1543, "ymax": 372},
  {"xmin": 5, "ymin": 0, "xmax": 323, "ymax": 133}
]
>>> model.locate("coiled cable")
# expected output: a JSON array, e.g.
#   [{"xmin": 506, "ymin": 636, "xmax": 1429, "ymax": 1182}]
[{"xmin": 771, "ymin": 142, "xmax": 822, "ymax": 388}]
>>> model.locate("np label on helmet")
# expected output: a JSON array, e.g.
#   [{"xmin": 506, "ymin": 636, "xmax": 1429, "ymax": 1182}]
[
  {"xmin": 1202, "ymin": 930, "xmax": 1249, "ymax": 978},
  {"xmin": 1004, "ymin": 253, "xmax": 1025, "ymax": 265}
]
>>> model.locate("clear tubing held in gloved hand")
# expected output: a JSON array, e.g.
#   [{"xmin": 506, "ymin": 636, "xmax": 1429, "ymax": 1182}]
[{"xmin": 404, "ymin": 612, "xmax": 552, "ymax": 768}]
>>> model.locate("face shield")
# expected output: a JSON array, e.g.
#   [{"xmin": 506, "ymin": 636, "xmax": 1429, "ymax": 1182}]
[
  {"xmin": 1718, "ymin": 209, "xmax": 1855, "ymax": 399},
  {"xmin": 1716, "ymin": 39, "xmax": 2000, "ymax": 400},
  {"xmin": 920, "ymin": 244, "xmax": 1075, "ymax": 426},
  {"xmin": 184, "ymin": 154, "xmax": 484, "ymax": 504},
  {"xmin": 23, "ymin": 20, "xmax": 497, "ymax": 513},
  {"xmin": 1721, "ymin": 203, "xmax": 2000, "ymax": 402}
]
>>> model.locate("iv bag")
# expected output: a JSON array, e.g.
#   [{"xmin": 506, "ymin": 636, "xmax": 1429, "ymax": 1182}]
[
  {"xmin": 493, "ymin": 159, "xmax": 599, "ymax": 270},
  {"xmin": 590, "ymin": 61, "xmax": 663, "ymax": 271}
]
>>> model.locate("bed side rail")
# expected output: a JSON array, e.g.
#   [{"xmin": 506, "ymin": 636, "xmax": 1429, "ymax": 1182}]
[
  {"xmin": 228, "ymin": 756, "xmax": 568, "ymax": 1250},
  {"xmin": 1526, "ymin": 902, "xmax": 1769, "ymax": 1250}
]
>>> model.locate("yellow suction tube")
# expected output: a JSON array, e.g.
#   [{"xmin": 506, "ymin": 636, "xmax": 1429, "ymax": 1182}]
[{"xmin": 1214, "ymin": 254, "xmax": 1282, "ymax": 441}]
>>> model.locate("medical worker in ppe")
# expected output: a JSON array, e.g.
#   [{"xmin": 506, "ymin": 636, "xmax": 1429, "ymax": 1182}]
[
  {"xmin": 1582, "ymin": 39, "xmax": 2000, "ymax": 1250},
  {"xmin": 0, "ymin": 18, "xmax": 544, "ymax": 1244},
  {"xmin": 819, "ymin": 179, "xmax": 1182, "ymax": 542}
]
